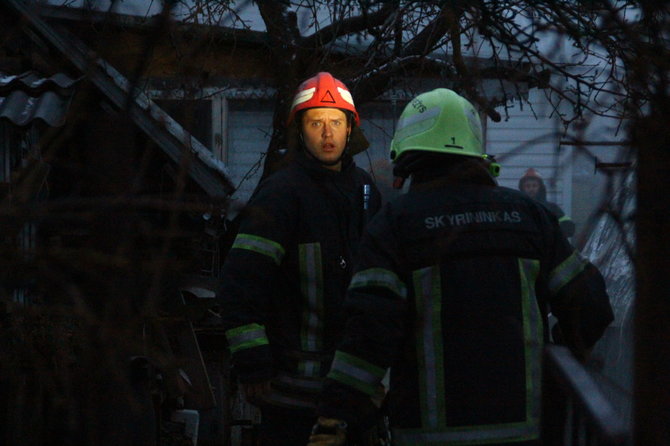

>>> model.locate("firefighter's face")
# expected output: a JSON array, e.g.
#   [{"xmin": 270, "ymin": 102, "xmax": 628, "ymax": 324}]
[
  {"xmin": 521, "ymin": 178, "xmax": 541, "ymax": 198},
  {"xmin": 301, "ymin": 108, "xmax": 351, "ymax": 171}
]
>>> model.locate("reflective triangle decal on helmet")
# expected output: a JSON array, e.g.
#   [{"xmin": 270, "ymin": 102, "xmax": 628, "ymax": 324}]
[{"xmin": 320, "ymin": 90, "xmax": 336, "ymax": 103}]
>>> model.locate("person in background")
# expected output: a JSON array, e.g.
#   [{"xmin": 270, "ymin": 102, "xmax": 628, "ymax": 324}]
[
  {"xmin": 217, "ymin": 72, "xmax": 382, "ymax": 446},
  {"xmin": 518, "ymin": 168, "xmax": 576, "ymax": 238},
  {"xmin": 308, "ymin": 88, "xmax": 613, "ymax": 446}
]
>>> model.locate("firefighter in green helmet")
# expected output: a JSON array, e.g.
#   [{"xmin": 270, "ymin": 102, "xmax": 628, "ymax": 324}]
[{"xmin": 309, "ymin": 88, "xmax": 613, "ymax": 446}]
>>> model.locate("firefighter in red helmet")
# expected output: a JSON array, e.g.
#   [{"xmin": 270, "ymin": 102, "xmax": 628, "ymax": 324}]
[{"xmin": 217, "ymin": 72, "xmax": 382, "ymax": 446}]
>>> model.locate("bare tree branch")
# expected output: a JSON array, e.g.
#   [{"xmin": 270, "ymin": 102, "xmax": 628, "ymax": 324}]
[
  {"xmin": 400, "ymin": 4, "xmax": 453, "ymax": 58},
  {"xmin": 302, "ymin": 2, "xmax": 396, "ymax": 49}
]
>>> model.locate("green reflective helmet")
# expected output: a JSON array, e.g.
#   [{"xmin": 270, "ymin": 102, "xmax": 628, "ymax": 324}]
[{"xmin": 390, "ymin": 88, "xmax": 485, "ymax": 162}]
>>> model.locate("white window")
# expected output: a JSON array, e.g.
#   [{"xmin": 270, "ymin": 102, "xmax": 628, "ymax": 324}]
[{"xmin": 150, "ymin": 89, "xmax": 229, "ymax": 162}]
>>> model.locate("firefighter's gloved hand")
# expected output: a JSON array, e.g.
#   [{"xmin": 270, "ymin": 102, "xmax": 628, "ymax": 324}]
[{"xmin": 307, "ymin": 417, "xmax": 347, "ymax": 446}]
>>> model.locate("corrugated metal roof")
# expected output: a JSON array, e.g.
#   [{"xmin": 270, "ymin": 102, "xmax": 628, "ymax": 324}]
[
  {"xmin": 0, "ymin": 72, "xmax": 79, "ymax": 127},
  {"xmin": 6, "ymin": 0, "xmax": 235, "ymax": 196}
]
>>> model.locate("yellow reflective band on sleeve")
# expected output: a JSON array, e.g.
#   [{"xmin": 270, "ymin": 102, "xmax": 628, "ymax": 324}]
[
  {"xmin": 232, "ymin": 233, "xmax": 285, "ymax": 265},
  {"xmin": 548, "ymin": 250, "xmax": 588, "ymax": 295},
  {"xmin": 349, "ymin": 267, "xmax": 408, "ymax": 299},
  {"xmin": 327, "ymin": 351, "xmax": 386, "ymax": 396},
  {"xmin": 225, "ymin": 323, "xmax": 269, "ymax": 353},
  {"xmin": 558, "ymin": 215, "xmax": 572, "ymax": 223}
]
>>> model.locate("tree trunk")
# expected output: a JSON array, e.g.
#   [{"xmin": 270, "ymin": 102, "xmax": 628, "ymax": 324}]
[{"xmin": 633, "ymin": 107, "xmax": 670, "ymax": 446}]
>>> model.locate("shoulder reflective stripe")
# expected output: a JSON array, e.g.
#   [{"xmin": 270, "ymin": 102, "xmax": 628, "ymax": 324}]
[
  {"xmin": 413, "ymin": 265, "xmax": 446, "ymax": 429},
  {"xmin": 548, "ymin": 250, "xmax": 587, "ymax": 295},
  {"xmin": 558, "ymin": 215, "xmax": 572, "ymax": 223},
  {"xmin": 327, "ymin": 351, "xmax": 386, "ymax": 396},
  {"xmin": 225, "ymin": 323, "xmax": 269, "ymax": 353},
  {"xmin": 299, "ymin": 243, "xmax": 324, "ymax": 352},
  {"xmin": 349, "ymin": 268, "xmax": 408, "ymax": 299},
  {"xmin": 393, "ymin": 420, "xmax": 540, "ymax": 445},
  {"xmin": 519, "ymin": 258, "xmax": 543, "ymax": 422},
  {"xmin": 232, "ymin": 233, "xmax": 285, "ymax": 265}
]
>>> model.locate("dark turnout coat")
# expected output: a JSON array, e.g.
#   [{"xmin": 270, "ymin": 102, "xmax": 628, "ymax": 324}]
[
  {"xmin": 217, "ymin": 150, "xmax": 381, "ymax": 411},
  {"xmin": 318, "ymin": 166, "xmax": 613, "ymax": 446}
]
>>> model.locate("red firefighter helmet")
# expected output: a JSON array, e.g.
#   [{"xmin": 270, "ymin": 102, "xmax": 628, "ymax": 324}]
[
  {"xmin": 521, "ymin": 168, "xmax": 543, "ymax": 180},
  {"xmin": 287, "ymin": 72, "xmax": 360, "ymax": 126},
  {"xmin": 518, "ymin": 168, "xmax": 546, "ymax": 194}
]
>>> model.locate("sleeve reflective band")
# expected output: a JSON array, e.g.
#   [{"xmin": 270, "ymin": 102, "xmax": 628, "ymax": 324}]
[
  {"xmin": 349, "ymin": 267, "xmax": 407, "ymax": 299},
  {"xmin": 327, "ymin": 351, "xmax": 386, "ymax": 396},
  {"xmin": 232, "ymin": 233, "xmax": 285, "ymax": 265},
  {"xmin": 548, "ymin": 250, "xmax": 587, "ymax": 295},
  {"xmin": 558, "ymin": 215, "xmax": 572, "ymax": 223},
  {"xmin": 225, "ymin": 323, "xmax": 269, "ymax": 353}
]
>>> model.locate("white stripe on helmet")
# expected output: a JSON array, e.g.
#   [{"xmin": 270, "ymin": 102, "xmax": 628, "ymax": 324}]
[
  {"xmin": 337, "ymin": 87, "xmax": 355, "ymax": 106},
  {"xmin": 292, "ymin": 87, "xmax": 316, "ymax": 108}
]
